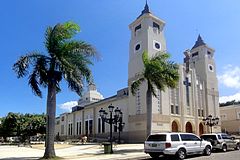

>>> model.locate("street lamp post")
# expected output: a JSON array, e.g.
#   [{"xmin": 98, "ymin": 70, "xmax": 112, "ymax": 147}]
[
  {"xmin": 117, "ymin": 111, "xmax": 125, "ymax": 144},
  {"xmin": 99, "ymin": 105, "xmax": 123, "ymax": 154},
  {"xmin": 203, "ymin": 115, "xmax": 219, "ymax": 133}
]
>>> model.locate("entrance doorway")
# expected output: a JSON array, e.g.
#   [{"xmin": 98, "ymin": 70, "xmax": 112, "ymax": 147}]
[
  {"xmin": 185, "ymin": 122, "xmax": 193, "ymax": 133},
  {"xmin": 172, "ymin": 121, "xmax": 179, "ymax": 132}
]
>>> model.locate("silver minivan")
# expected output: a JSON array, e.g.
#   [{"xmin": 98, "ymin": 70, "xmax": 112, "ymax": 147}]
[{"xmin": 144, "ymin": 132, "xmax": 212, "ymax": 159}]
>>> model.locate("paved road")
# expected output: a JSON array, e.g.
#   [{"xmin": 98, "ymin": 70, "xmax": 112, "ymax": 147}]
[
  {"xmin": 139, "ymin": 150, "xmax": 240, "ymax": 160},
  {"xmin": 0, "ymin": 144, "xmax": 239, "ymax": 160},
  {"xmin": 0, "ymin": 144, "xmax": 146, "ymax": 160}
]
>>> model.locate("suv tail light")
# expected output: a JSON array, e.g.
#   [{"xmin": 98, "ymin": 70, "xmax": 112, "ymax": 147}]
[{"xmin": 165, "ymin": 143, "xmax": 171, "ymax": 148}]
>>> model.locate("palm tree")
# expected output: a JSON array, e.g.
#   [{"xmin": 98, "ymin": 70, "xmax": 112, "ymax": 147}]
[
  {"xmin": 131, "ymin": 51, "xmax": 179, "ymax": 136},
  {"xmin": 13, "ymin": 21, "xmax": 97, "ymax": 158}
]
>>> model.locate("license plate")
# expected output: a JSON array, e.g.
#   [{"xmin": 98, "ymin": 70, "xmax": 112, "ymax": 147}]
[{"xmin": 152, "ymin": 144, "xmax": 157, "ymax": 147}]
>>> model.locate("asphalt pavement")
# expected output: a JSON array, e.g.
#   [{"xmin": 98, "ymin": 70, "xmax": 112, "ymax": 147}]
[
  {"xmin": 0, "ymin": 143, "xmax": 239, "ymax": 160},
  {"xmin": 0, "ymin": 143, "xmax": 148, "ymax": 160}
]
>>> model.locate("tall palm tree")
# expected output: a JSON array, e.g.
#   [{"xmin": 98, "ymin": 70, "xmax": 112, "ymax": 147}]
[
  {"xmin": 13, "ymin": 21, "xmax": 97, "ymax": 158},
  {"xmin": 131, "ymin": 51, "xmax": 179, "ymax": 136}
]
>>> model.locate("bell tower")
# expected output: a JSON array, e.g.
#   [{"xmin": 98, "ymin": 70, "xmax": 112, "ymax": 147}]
[
  {"xmin": 127, "ymin": 2, "xmax": 168, "ymax": 142},
  {"xmin": 189, "ymin": 35, "xmax": 220, "ymax": 132},
  {"xmin": 128, "ymin": 2, "xmax": 166, "ymax": 81}
]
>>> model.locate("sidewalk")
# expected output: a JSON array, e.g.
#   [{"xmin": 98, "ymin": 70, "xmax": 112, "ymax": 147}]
[{"xmin": 0, "ymin": 143, "xmax": 150, "ymax": 160}]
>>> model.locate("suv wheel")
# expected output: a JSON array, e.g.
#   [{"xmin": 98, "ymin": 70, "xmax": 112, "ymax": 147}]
[
  {"xmin": 176, "ymin": 148, "xmax": 186, "ymax": 160},
  {"xmin": 149, "ymin": 153, "xmax": 160, "ymax": 158},
  {"xmin": 235, "ymin": 143, "xmax": 240, "ymax": 150},
  {"xmin": 204, "ymin": 145, "xmax": 211, "ymax": 156},
  {"xmin": 222, "ymin": 145, "xmax": 227, "ymax": 152}
]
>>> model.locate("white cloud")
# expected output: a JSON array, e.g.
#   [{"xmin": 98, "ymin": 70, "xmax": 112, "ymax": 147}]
[
  {"xmin": 218, "ymin": 65, "xmax": 240, "ymax": 89},
  {"xmin": 219, "ymin": 92, "xmax": 240, "ymax": 103},
  {"xmin": 59, "ymin": 101, "xmax": 78, "ymax": 112}
]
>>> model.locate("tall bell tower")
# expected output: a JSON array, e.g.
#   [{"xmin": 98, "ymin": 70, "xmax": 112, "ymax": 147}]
[
  {"xmin": 127, "ymin": 2, "xmax": 168, "ymax": 142},
  {"xmin": 189, "ymin": 35, "xmax": 220, "ymax": 132},
  {"xmin": 128, "ymin": 2, "xmax": 166, "ymax": 80}
]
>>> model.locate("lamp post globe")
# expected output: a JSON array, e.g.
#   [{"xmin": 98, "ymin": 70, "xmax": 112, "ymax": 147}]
[
  {"xmin": 99, "ymin": 108, "xmax": 105, "ymax": 117},
  {"xmin": 108, "ymin": 105, "xmax": 114, "ymax": 112},
  {"xmin": 114, "ymin": 107, "xmax": 121, "ymax": 117},
  {"xmin": 203, "ymin": 115, "xmax": 219, "ymax": 133}
]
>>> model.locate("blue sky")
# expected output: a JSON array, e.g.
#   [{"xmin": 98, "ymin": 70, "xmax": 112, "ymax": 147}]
[{"xmin": 1, "ymin": 0, "xmax": 240, "ymax": 117}]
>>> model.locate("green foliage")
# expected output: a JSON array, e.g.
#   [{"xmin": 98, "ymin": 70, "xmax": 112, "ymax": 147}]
[
  {"xmin": 0, "ymin": 112, "xmax": 19, "ymax": 139},
  {"xmin": 13, "ymin": 21, "xmax": 98, "ymax": 97},
  {"xmin": 219, "ymin": 100, "xmax": 240, "ymax": 107},
  {"xmin": 0, "ymin": 112, "xmax": 46, "ymax": 142},
  {"xmin": 12, "ymin": 21, "xmax": 98, "ymax": 158},
  {"xmin": 131, "ymin": 51, "xmax": 179, "ymax": 96}
]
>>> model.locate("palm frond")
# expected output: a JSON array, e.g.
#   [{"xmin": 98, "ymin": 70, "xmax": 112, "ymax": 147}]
[
  {"xmin": 130, "ymin": 77, "xmax": 145, "ymax": 95},
  {"xmin": 73, "ymin": 41, "xmax": 98, "ymax": 57},
  {"xmin": 138, "ymin": 51, "xmax": 179, "ymax": 97},
  {"xmin": 61, "ymin": 21, "xmax": 80, "ymax": 40},
  {"xmin": 13, "ymin": 53, "xmax": 51, "ymax": 98},
  {"xmin": 57, "ymin": 45, "xmax": 94, "ymax": 86},
  {"xmin": 59, "ymin": 40, "xmax": 99, "ymax": 61},
  {"xmin": 64, "ymin": 69, "xmax": 84, "ymax": 96},
  {"xmin": 151, "ymin": 51, "xmax": 170, "ymax": 62},
  {"xmin": 63, "ymin": 50, "xmax": 93, "ymax": 69},
  {"xmin": 13, "ymin": 55, "xmax": 30, "ymax": 78},
  {"xmin": 28, "ymin": 71, "xmax": 42, "ymax": 97},
  {"xmin": 163, "ymin": 62, "xmax": 179, "ymax": 88},
  {"xmin": 13, "ymin": 53, "xmax": 50, "ymax": 78},
  {"xmin": 142, "ymin": 51, "xmax": 149, "ymax": 66},
  {"xmin": 45, "ymin": 22, "xmax": 80, "ymax": 57},
  {"xmin": 34, "ymin": 56, "xmax": 49, "ymax": 88}
]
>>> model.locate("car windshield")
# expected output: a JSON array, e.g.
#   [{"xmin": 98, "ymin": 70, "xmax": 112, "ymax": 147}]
[
  {"xmin": 147, "ymin": 134, "xmax": 166, "ymax": 141},
  {"xmin": 201, "ymin": 135, "xmax": 217, "ymax": 140}
]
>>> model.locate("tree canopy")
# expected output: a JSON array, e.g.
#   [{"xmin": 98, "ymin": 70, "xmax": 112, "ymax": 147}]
[
  {"xmin": 219, "ymin": 100, "xmax": 240, "ymax": 107},
  {"xmin": 131, "ymin": 51, "xmax": 179, "ymax": 96},
  {"xmin": 13, "ymin": 21, "xmax": 98, "ymax": 158},
  {"xmin": 0, "ymin": 112, "xmax": 46, "ymax": 142}
]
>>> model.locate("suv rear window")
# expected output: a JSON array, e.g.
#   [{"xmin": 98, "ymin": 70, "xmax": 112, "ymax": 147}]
[
  {"xmin": 147, "ymin": 134, "xmax": 166, "ymax": 141},
  {"xmin": 201, "ymin": 135, "xmax": 217, "ymax": 140}
]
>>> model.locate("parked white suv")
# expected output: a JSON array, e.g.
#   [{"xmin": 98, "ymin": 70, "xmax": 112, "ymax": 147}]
[{"xmin": 144, "ymin": 132, "xmax": 212, "ymax": 159}]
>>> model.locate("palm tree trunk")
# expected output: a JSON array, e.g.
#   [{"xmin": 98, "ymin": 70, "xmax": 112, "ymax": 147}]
[
  {"xmin": 44, "ymin": 82, "xmax": 56, "ymax": 158},
  {"xmin": 146, "ymin": 89, "xmax": 152, "ymax": 136}
]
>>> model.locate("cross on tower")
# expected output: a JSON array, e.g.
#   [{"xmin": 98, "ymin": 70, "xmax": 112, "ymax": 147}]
[{"xmin": 184, "ymin": 77, "xmax": 191, "ymax": 106}]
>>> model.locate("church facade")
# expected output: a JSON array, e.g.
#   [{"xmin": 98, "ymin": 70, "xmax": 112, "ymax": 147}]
[{"xmin": 55, "ymin": 3, "xmax": 221, "ymax": 142}]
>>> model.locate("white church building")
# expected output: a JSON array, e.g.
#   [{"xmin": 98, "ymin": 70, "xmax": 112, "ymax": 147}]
[{"xmin": 55, "ymin": 3, "xmax": 221, "ymax": 142}]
